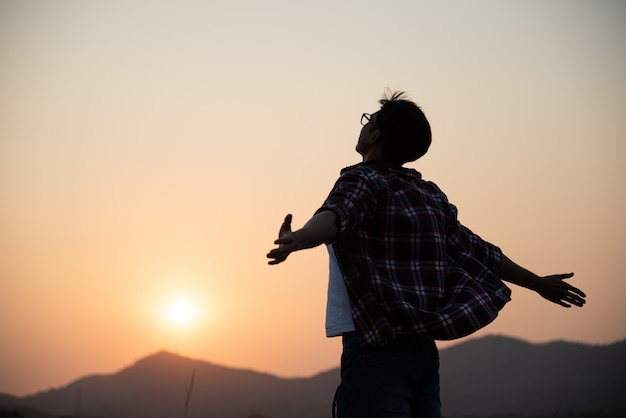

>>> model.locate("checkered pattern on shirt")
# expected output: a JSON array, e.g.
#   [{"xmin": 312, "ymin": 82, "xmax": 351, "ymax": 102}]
[{"xmin": 318, "ymin": 161, "xmax": 511, "ymax": 345}]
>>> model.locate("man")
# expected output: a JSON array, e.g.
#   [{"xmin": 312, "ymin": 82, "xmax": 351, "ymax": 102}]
[{"xmin": 266, "ymin": 91, "xmax": 586, "ymax": 418}]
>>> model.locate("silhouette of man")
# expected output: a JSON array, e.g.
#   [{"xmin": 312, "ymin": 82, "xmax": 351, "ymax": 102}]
[{"xmin": 267, "ymin": 91, "xmax": 586, "ymax": 418}]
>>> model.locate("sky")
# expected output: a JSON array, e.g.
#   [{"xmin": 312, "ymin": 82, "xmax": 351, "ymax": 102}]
[{"xmin": 1, "ymin": 0, "xmax": 625, "ymax": 397}]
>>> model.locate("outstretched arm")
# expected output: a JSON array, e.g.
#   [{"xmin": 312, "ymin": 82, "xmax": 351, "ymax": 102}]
[
  {"xmin": 266, "ymin": 211, "xmax": 338, "ymax": 265},
  {"xmin": 496, "ymin": 254, "xmax": 586, "ymax": 308}
]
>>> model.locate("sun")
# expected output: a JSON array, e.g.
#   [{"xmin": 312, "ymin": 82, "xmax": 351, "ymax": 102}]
[{"xmin": 170, "ymin": 301, "xmax": 193, "ymax": 324}]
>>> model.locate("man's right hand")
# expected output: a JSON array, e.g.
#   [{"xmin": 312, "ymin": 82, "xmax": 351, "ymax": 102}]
[{"xmin": 267, "ymin": 214, "xmax": 295, "ymax": 265}]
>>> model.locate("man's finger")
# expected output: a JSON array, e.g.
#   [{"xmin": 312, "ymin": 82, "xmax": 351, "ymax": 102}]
[
  {"xmin": 279, "ymin": 214, "xmax": 293, "ymax": 236},
  {"xmin": 568, "ymin": 285, "xmax": 586, "ymax": 298}
]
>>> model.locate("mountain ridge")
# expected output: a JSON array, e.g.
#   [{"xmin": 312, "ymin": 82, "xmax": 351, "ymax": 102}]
[{"xmin": 2, "ymin": 335, "xmax": 625, "ymax": 418}]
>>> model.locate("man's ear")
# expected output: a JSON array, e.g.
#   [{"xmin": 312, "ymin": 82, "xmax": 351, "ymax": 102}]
[{"xmin": 367, "ymin": 128, "xmax": 381, "ymax": 144}]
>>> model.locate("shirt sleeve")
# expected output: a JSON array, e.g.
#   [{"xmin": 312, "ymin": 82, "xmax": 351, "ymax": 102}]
[
  {"xmin": 316, "ymin": 165, "xmax": 381, "ymax": 234},
  {"xmin": 445, "ymin": 202, "xmax": 502, "ymax": 272}
]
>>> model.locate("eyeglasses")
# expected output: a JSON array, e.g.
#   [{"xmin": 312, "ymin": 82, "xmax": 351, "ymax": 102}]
[{"xmin": 361, "ymin": 113, "xmax": 373, "ymax": 126}]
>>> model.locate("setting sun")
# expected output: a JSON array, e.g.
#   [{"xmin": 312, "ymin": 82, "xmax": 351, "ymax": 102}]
[{"xmin": 170, "ymin": 302, "xmax": 193, "ymax": 324}]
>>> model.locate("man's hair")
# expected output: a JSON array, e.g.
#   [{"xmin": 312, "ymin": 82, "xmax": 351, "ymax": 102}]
[{"xmin": 377, "ymin": 91, "xmax": 432, "ymax": 165}]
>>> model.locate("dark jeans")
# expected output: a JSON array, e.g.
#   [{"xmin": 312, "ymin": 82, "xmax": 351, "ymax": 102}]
[{"xmin": 334, "ymin": 332, "xmax": 441, "ymax": 418}]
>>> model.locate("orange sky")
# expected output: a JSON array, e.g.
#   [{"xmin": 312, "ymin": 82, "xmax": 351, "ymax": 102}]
[{"xmin": 1, "ymin": 1, "xmax": 625, "ymax": 397}]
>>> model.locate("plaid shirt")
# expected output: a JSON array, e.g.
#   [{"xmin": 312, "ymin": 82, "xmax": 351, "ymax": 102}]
[{"xmin": 318, "ymin": 161, "xmax": 511, "ymax": 345}]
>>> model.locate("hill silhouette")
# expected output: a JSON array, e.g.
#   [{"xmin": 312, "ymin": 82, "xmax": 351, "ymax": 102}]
[
  {"xmin": 1, "ymin": 335, "xmax": 625, "ymax": 418},
  {"xmin": 3, "ymin": 351, "xmax": 337, "ymax": 418},
  {"xmin": 439, "ymin": 335, "xmax": 626, "ymax": 416}
]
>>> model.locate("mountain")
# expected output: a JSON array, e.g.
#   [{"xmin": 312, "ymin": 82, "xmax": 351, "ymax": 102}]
[
  {"xmin": 4, "ymin": 351, "xmax": 338, "ymax": 418},
  {"xmin": 438, "ymin": 335, "xmax": 626, "ymax": 416},
  {"xmin": 1, "ymin": 335, "xmax": 625, "ymax": 418}
]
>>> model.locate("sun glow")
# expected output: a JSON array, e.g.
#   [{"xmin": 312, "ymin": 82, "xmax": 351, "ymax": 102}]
[{"xmin": 170, "ymin": 301, "xmax": 193, "ymax": 324}]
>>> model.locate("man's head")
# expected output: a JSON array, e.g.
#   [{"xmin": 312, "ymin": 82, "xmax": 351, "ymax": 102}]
[{"xmin": 357, "ymin": 91, "xmax": 431, "ymax": 165}]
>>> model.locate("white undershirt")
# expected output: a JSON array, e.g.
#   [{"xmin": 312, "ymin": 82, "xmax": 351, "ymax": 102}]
[{"xmin": 325, "ymin": 245, "xmax": 356, "ymax": 337}]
